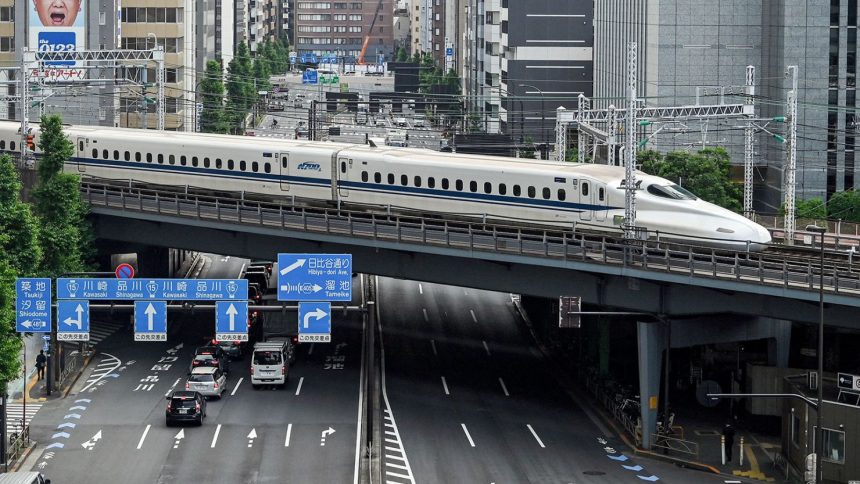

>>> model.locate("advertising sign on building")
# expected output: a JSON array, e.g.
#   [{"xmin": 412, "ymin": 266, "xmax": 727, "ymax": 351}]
[{"xmin": 29, "ymin": 0, "xmax": 87, "ymax": 81}]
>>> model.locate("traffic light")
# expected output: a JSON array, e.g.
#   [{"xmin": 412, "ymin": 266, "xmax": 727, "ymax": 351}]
[{"xmin": 26, "ymin": 134, "xmax": 35, "ymax": 151}]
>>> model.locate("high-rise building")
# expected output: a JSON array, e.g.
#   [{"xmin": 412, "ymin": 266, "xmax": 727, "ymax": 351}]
[
  {"xmin": 594, "ymin": 0, "xmax": 850, "ymax": 212},
  {"xmin": 293, "ymin": 1, "xmax": 394, "ymax": 63}
]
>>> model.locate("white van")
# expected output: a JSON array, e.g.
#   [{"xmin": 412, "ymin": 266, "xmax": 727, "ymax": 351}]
[
  {"xmin": 251, "ymin": 341, "xmax": 289, "ymax": 388},
  {"xmin": 0, "ymin": 472, "xmax": 51, "ymax": 484}
]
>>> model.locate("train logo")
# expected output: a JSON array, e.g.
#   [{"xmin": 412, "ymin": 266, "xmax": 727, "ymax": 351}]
[{"xmin": 296, "ymin": 162, "xmax": 322, "ymax": 171}]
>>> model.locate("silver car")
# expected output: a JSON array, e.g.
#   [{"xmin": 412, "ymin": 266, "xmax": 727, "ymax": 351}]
[{"xmin": 185, "ymin": 367, "xmax": 226, "ymax": 399}]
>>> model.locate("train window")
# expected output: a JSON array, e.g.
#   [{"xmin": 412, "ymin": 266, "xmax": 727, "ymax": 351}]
[
  {"xmin": 0, "ymin": 140, "xmax": 5, "ymax": 150},
  {"xmin": 146, "ymin": 153, "xmax": 152, "ymax": 163},
  {"xmin": 484, "ymin": 182, "xmax": 492, "ymax": 194},
  {"xmin": 442, "ymin": 178, "xmax": 449, "ymax": 190},
  {"xmin": 374, "ymin": 172, "xmax": 381, "ymax": 183},
  {"xmin": 414, "ymin": 176, "xmax": 421, "ymax": 187},
  {"xmin": 513, "ymin": 185, "xmax": 521, "ymax": 196},
  {"xmin": 400, "ymin": 175, "xmax": 408, "ymax": 186},
  {"xmin": 157, "ymin": 154, "xmax": 163, "ymax": 164},
  {"xmin": 136, "ymin": 152, "xmax": 141, "ymax": 162},
  {"xmin": 542, "ymin": 187, "xmax": 551, "ymax": 200},
  {"xmin": 646, "ymin": 184, "xmax": 696, "ymax": 200},
  {"xmin": 113, "ymin": 150, "xmax": 119, "ymax": 160},
  {"xmin": 281, "ymin": 158, "xmax": 287, "ymax": 168},
  {"xmin": 9, "ymin": 141, "xmax": 14, "ymax": 151},
  {"xmin": 168, "ymin": 155, "xmax": 175, "ymax": 165},
  {"xmin": 582, "ymin": 183, "xmax": 589, "ymax": 196},
  {"xmin": 180, "ymin": 155, "xmax": 186, "ymax": 166},
  {"xmin": 215, "ymin": 158, "xmax": 222, "ymax": 169},
  {"xmin": 252, "ymin": 161, "xmax": 259, "ymax": 172},
  {"xmin": 428, "ymin": 177, "xmax": 435, "ymax": 188},
  {"xmin": 388, "ymin": 173, "xmax": 395, "ymax": 184},
  {"xmin": 125, "ymin": 151, "xmax": 131, "ymax": 161},
  {"xmin": 192, "ymin": 156, "xmax": 198, "ymax": 167},
  {"xmin": 469, "ymin": 181, "xmax": 477, "ymax": 192},
  {"xmin": 598, "ymin": 188, "xmax": 605, "ymax": 202},
  {"xmin": 92, "ymin": 149, "xmax": 98, "ymax": 158},
  {"xmin": 264, "ymin": 163, "xmax": 271, "ymax": 174},
  {"xmin": 528, "ymin": 186, "xmax": 536, "ymax": 198},
  {"xmin": 240, "ymin": 160, "xmax": 246, "ymax": 171},
  {"xmin": 204, "ymin": 157, "xmax": 210, "ymax": 168},
  {"xmin": 341, "ymin": 161, "xmax": 347, "ymax": 173},
  {"xmin": 228, "ymin": 160, "xmax": 234, "ymax": 170},
  {"xmin": 456, "ymin": 180, "xmax": 463, "ymax": 191},
  {"xmin": 558, "ymin": 189, "xmax": 566, "ymax": 201},
  {"xmin": 78, "ymin": 141, "xmax": 82, "ymax": 151},
  {"xmin": 361, "ymin": 171, "xmax": 369, "ymax": 182},
  {"xmin": 103, "ymin": 149, "xmax": 109, "ymax": 159},
  {"xmin": 499, "ymin": 184, "xmax": 507, "ymax": 195}
]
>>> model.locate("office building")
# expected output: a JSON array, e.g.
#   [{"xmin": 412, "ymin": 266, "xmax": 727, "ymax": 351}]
[{"xmin": 293, "ymin": 1, "xmax": 394, "ymax": 63}]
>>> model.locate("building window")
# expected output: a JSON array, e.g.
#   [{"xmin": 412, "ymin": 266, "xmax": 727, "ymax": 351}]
[
  {"xmin": 822, "ymin": 428, "xmax": 845, "ymax": 463},
  {"xmin": 0, "ymin": 6, "xmax": 14, "ymax": 22},
  {"xmin": 0, "ymin": 37, "xmax": 14, "ymax": 52},
  {"xmin": 790, "ymin": 411, "xmax": 801, "ymax": 447}
]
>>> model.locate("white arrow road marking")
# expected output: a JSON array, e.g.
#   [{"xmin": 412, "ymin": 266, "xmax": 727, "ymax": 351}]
[
  {"xmin": 80, "ymin": 353, "xmax": 121, "ymax": 393},
  {"xmin": 69, "ymin": 405, "xmax": 86, "ymax": 411},
  {"xmin": 57, "ymin": 423, "xmax": 75, "ymax": 429},
  {"xmin": 210, "ymin": 424, "xmax": 222, "ymax": 448},
  {"xmin": 527, "ymin": 424, "xmax": 545, "ymax": 448},
  {"xmin": 51, "ymin": 432, "xmax": 70, "ymax": 439},
  {"xmin": 285, "ymin": 423, "xmax": 292, "ymax": 447},
  {"xmin": 441, "ymin": 377, "xmax": 450, "ymax": 395},
  {"xmin": 225, "ymin": 303, "xmax": 238, "ymax": 330},
  {"xmin": 623, "ymin": 464, "xmax": 644, "ymax": 471},
  {"xmin": 64, "ymin": 414, "xmax": 81, "ymax": 420},
  {"xmin": 295, "ymin": 377, "xmax": 304, "ymax": 396},
  {"xmin": 81, "ymin": 430, "xmax": 102, "ymax": 450},
  {"xmin": 418, "ymin": 283, "xmax": 423, "ymax": 294},
  {"xmin": 136, "ymin": 424, "xmax": 151, "ymax": 450},
  {"xmin": 430, "ymin": 339, "xmax": 437, "ymax": 356},
  {"xmin": 498, "ymin": 377, "xmax": 510, "ymax": 397},
  {"xmin": 303, "ymin": 307, "xmax": 328, "ymax": 329},
  {"xmin": 45, "ymin": 443, "xmax": 64, "ymax": 450},
  {"xmin": 422, "ymin": 308, "xmax": 428, "ymax": 323},
  {"xmin": 75, "ymin": 399, "xmax": 91, "ymax": 403},
  {"xmin": 308, "ymin": 343, "xmax": 315, "ymax": 355},
  {"xmin": 231, "ymin": 377, "xmax": 243, "ymax": 396},
  {"xmin": 174, "ymin": 429, "xmax": 185, "ymax": 449},
  {"xmin": 144, "ymin": 303, "xmax": 157, "ymax": 330},
  {"xmin": 461, "ymin": 423, "xmax": 475, "ymax": 447},
  {"xmin": 247, "ymin": 428, "xmax": 257, "ymax": 448},
  {"xmin": 470, "ymin": 310, "xmax": 477, "ymax": 323},
  {"xmin": 320, "ymin": 427, "xmax": 335, "ymax": 446},
  {"xmin": 483, "ymin": 340, "xmax": 491, "ymax": 356},
  {"xmin": 279, "ymin": 258, "xmax": 306, "ymax": 275}
]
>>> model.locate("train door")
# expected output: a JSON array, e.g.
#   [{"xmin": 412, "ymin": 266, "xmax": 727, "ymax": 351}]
[
  {"xmin": 579, "ymin": 179, "xmax": 592, "ymax": 221},
  {"xmin": 338, "ymin": 156, "xmax": 350, "ymax": 197},
  {"xmin": 277, "ymin": 152, "xmax": 289, "ymax": 191},
  {"xmin": 594, "ymin": 183, "xmax": 607, "ymax": 222},
  {"xmin": 76, "ymin": 137, "xmax": 87, "ymax": 172}
]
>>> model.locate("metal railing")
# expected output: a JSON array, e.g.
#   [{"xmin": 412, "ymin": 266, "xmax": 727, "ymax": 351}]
[
  {"xmin": 5, "ymin": 418, "xmax": 30, "ymax": 469},
  {"xmin": 79, "ymin": 180, "xmax": 860, "ymax": 297}
]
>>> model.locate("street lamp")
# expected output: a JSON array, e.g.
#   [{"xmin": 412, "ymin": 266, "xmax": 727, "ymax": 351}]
[
  {"xmin": 519, "ymin": 83, "xmax": 546, "ymax": 158},
  {"xmin": 806, "ymin": 223, "xmax": 826, "ymax": 483}
]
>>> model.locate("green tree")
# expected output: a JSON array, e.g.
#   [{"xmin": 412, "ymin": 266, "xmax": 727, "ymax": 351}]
[
  {"xmin": 226, "ymin": 42, "xmax": 255, "ymax": 133},
  {"xmin": 0, "ymin": 154, "xmax": 41, "ymax": 274},
  {"xmin": 640, "ymin": 147, "xmax": 742, "ymax": 212},
  {"xmin": 32, "ymin": 114, "xmax": 93, "ymax": 275},
  {"xmin": 252, "ymin": 56, "xmax": 272, "ymax": 95},
  {"xmin": 0, "ymin": 257, "xmax": 23, "ymax": 386},
  {"xmin": 780, "ymin": 198, "xmax": 827, "ymax": 220},
  {"xmin": 199, "ymin": 60, "xmax": 229, "ymax": 134},
  {"xmin": 396, "ymin": 47, "xmax": 409, "ymax": 62},
  {"xmin": 827, "ymin": 190, "xmax": 860, "ymax": 222}
]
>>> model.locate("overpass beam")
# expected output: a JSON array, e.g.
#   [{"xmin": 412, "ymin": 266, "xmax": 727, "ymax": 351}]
[{"xmin": 637, "ymin": 320, "xmax": 665, "ymax": 449}]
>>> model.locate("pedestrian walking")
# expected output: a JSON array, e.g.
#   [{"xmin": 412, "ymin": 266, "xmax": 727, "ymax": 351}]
[
  {"xmin": 36, "ymin": 350, "xmax": 47, "ymax": 380},
  {"xmin": 723, "ymin": 423, "xmax": 736, "ymax": 463}
]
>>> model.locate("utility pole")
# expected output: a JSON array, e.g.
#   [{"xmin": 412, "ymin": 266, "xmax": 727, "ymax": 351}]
[
  {"xmin": 744, "ymin": 65, "xmax": 756, "ymax": 219},
  {"xmin": 576, "ymin": 94, "xmax": 589, "ymax": 163},
  {"xmin": 784, "ymin": 66, "xmax": 798, "ymax": 245},
  {"xmin": 607, "ymin": 105, "xmax": 617, "ymax": 167},
  {"xmin": 623, "ymin": 41, "xmax": 638, "ymax": 239}
]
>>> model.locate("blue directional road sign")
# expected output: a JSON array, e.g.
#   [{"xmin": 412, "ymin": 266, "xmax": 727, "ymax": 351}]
[
  {"xmin": 57, "ymin": 300, "xmax": 90, "ymax": 342},
  {"xmin": 57, "ymin": 278, "xmax": 247, "ymax": 301},
  {"xmin": 215, "ymin": 301, "xmax": 249, "ymax": 342},
  {"xmin": 277, "ymin": 253, "xmax": 352, "ymax": 301},
  {"xmin": 134, "ymin": 301, "xmax": 168, "ymax": 341},
  {"xmin": 298, "ymin": 302, "xmax": 331, "ymax": 343},
  {"xmin": 16, "ymin": 278, "xmax": 52, "ymax": 333}
]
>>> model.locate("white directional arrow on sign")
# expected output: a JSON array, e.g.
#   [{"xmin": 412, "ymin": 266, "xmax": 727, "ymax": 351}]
[
  {"xmin": 64, "ymin": 304, "xmax": 84, "ymax": 330},
  {"xmin": 226, "ymin": 304, "xmax": 238, "ymax": 331},
  {"xmin": 303, "ymin": 307, "xmax": 328, "ymax": 329},
  {"xmin": 144, "ymin": 303, "xmax": 157, "ymax": 331},
  {"xmin": 279, "ymin": 258, "xmax": 306, "ymax": 276}
]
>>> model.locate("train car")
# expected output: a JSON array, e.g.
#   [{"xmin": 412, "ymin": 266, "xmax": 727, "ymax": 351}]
[{"xmin": 0, "ymin": 121, "xmax": 772, "ymax": 250}]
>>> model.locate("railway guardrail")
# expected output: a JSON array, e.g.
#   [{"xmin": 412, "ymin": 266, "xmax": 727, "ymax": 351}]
[{"xmin": 79, "ymin": 180, "xmax": 860, "ymax": 297}]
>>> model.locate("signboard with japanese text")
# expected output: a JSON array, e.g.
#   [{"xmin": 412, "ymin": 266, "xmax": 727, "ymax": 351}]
[
  {"xmin": 57, "ymin": 278, "xmax": 248, "ymax": 301},
  {"xmin": 277, "ymin": 254, "xmax": 352, "ymax": 301},
  {"xmin": 29, "ymin": 0, "xmax": 87, "ymax": 81}
]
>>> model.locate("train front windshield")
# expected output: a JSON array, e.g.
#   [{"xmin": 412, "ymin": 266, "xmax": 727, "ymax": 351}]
[{"xmin": 646, "ymin": 184, "xmax": 698, "ymax": 200}]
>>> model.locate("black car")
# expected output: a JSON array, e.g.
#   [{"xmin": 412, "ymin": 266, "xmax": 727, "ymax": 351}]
[
  {"xmin": 190, "ymin": 345, "xmax": 229, "ymax": 373},
  {"xmin": 166, "ymin": 391, "xmax": 206, "ymax": 426}
]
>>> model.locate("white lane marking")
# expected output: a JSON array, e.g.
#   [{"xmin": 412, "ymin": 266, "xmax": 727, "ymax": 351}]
[
  {"xmin": 136, "ymin": 424, "xmax": 151, "ymax": 450},
  {"xmin": 527, "ymin": 424, "xmax": 546, "ymax": 448},
  {"xmin": 80, "ymin": 353, "xmax": 121, "ymax": 393},
  {"xmin": 386, "ymin": 462, "xmax": 409, "ymax": 471},
  {"xmin": 483, "ymin": 340, "xmax": 491, "ymax": 356},
  {"xmin": 498, "ymin": 377, "xmax": 510, "ymax": 397},
  {"xmin": 386, "ymin": 471, "xmax": 413, "ymax": 480},
  {"xmin": 237, "ymin": 262, "xmax": 246, "ymax": 278},
  {"xmin": 308, "ymin": 343, "xmax": 315, "ymax": 355},
  {"xmin": 464, "ymin": 289, "xmax": 469, "ymax": 295},
  {"xmin": 295, "ymin": 377, "xmax": 304, "ymax": 396},
  {"xmin": 210, "ymin": 424, "xmax": 222, "ymax": 448},
  {"xmin": 230, "ymin": 377, "xmax": 243, "ymax": 396},
  {"xmin": 430, "ymin": 339, "xmax": 437, "ymax": 356},
  {"xmin": 470, "ymin": 310, "xmax": 477, "ymax": 323},
  {"xmin": 461, "ymin": 423, "xmax": 475, "ymax": 447},
  {"xmin": 164, "ymin": 377, "xmax": 181, "ymax": 396},
  {"xmin": 441, "ymin": 377, "xmax": 450, "ymax": 395},
  {"xmin": 422, "ymin": 308, "xmax": 428, "ymax": 323},
  {"xmin": 418, "ymin": 283, "xmax": 423, "ymax": 294},
  {"xmin": 285, "ymin": 423, "xmax": 293, "ymax": 447}
]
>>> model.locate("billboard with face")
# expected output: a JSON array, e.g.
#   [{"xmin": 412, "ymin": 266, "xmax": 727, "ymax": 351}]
[{"xmin": 29, "ymin": 0, "xmax": 86, "ymax": 80}]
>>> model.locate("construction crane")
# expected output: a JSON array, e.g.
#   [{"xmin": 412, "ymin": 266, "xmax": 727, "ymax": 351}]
[{"xmin": 357, "ymin": 0, "xmax": 385, "ymax": 64}]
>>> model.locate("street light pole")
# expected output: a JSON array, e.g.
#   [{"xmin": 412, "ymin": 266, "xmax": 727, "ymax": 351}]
[
  {"xmin": 519, "ymin": 83, "xmax": 545, "ymax": 158},
  {"xmin": 806, "ymin": 224, "xmax": 826, "ymax": 483}
]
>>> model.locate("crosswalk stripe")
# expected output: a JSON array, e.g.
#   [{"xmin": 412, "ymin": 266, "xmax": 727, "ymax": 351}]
[{"xmin": 6, "ymin": 403, "xmax": 42, "ymax": 437}]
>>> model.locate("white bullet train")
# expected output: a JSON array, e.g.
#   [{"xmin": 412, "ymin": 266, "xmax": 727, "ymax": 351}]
[{"xmin": 0, "ymin": 121, "xmax": 772, "ymax": 250}]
